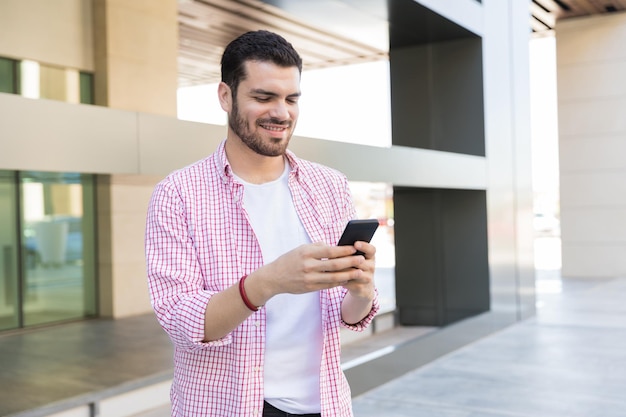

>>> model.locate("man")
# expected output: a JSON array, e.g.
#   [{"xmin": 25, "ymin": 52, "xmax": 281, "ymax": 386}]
[{"xmin": 146, "ymin": 30, "xmax": 379, "ymax": 417}]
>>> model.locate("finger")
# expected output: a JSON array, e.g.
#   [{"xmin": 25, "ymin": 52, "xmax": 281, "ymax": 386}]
[
  {"xmin": 354, "ymin": 241, "xmax": 376, "ymax": 258},
  {"xmin": 312, "ymin": 268, "xmax": 363, "ymax": 287},
  {"xmin": 315, "ymin": 254, "xmax": 364, "ymax": 273},
  {"xmin": 309, "ymin": 242, "xmax": 360, "ymax": 258}
]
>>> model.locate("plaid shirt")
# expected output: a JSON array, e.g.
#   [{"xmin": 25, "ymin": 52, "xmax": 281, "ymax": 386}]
[{"xmin": 146, "ymin": 140, "xmax": 379, "ymax": 417}]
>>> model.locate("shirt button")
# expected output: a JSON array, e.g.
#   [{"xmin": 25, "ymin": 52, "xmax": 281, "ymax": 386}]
[
  {"xmin": 254, "ymin": 321, "xmax": 261, "ymax": 327},
  {"xmin": 253, "ymin": 409, "xmax": 260, "ymax": 416}
]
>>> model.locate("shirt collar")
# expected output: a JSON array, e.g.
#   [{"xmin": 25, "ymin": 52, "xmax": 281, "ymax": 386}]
[{"xmin": 215, "ymin": 139, "xmax": 301, "ymax": 184}]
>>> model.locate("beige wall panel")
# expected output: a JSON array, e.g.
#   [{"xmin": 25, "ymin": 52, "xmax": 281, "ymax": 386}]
[
  {"xmin": 558, "ymin": 61, "xmax": 626, "ymax": 100},
  {"xmin": 558, "ymin": 97, "xmax": 626, "ymax": 137},
  {"xmin": 560, "ymin": 172, "xmax": 626, "ymax": 207},
  {"xmin": 106, "ymin": 58, "xmax": 177, "ymax": 117},
  {"xmin": 110, "ymin": 211, "xmax": 149, "ymax": 265},
  {"xmin": 108, "ymin": 177, "xmax": 158, "ymax": 318},
  {"xmin": 0, "ymin": 0, "xmax": 94, "ymax": 70},
  {"xmin": 560, "ymin": 135, "xmax": 626, "ymax": 172},
  {"xmin": 0, "ymin": 93, "xmax": 138, "ymax": 173},
  {"xmin": 557, "ymin": 12, "xmax": 626, "ymax": 279},
  {"xmin": 139, "ymin": 115, "xmax": 489, "ymax": 189},
  {"xmin": 561, "ymin": 243, "xmax": 626, "ymax": 277},
  {"xmin": 556, "ymin": 13, "xmax": 626, "ymax": 66},
  {"xmin": 561, "ymin": 208, "xmax": 626, "ymax": 243},
  {"xmin": 289, "ymin": 138, "xmax": 488, "ymax": 189},
  {"xmin": 107, "ymin": 1, "xmax": 178, "ymax": 62},
  {"xmin": 101, "ymin": 0, "xmax": 178, "ymax": 117},
  {"xmin": 138, "ymin": 114, "xmax": 224, "ymax": 176},
  {"xmin": 0, "ymin": 93, "xmax": 487, "ymax": 190},
  {"xmin": 112, "ymin": 263, "xmax": 153, "ymax": 317}
]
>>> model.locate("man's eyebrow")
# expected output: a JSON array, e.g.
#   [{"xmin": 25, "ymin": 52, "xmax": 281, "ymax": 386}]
[{"xmin": 250, "ymin": 88, "xmax": 301, "ymax": 98}]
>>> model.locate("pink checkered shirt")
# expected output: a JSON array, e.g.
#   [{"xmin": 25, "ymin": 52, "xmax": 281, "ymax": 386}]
[{"xmin": 145, "ymin": 140, "xmax": 379, "ymax": 417}]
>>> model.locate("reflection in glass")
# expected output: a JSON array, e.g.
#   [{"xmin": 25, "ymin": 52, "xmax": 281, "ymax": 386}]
[
  {"xmin": 349, "ymin": 182, "xmax": 395, "ymax": 313},
  {"xmin": 20, "ymin": 172, "xmax": 96, "ymax": 327},
  {"xmin": 0, "ymin": 171, "xmax": 19, "ymax": 330}
]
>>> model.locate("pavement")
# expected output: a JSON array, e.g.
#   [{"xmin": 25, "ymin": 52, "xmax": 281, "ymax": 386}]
[{"xmin": 2, "ymin": 267, "xmax": 625, "ymax": 417}]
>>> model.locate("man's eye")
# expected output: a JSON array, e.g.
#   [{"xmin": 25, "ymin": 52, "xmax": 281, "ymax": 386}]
[{"xmin": 255, "ymin": 96, "xmax": 271, "ymax": 102}]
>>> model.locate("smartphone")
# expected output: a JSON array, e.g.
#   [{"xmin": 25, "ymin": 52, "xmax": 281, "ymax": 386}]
[{"xmin": 337, "ymin": 219, "xmax": 379, "ymax": 255}]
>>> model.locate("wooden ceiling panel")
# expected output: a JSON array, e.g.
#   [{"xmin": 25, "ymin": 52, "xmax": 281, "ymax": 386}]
[
  {"xmin": 177, "ymin": 0, "xmax": 387, "ymax": 86},
  {"xmin": 531, "ymin": 0, "xmax": 626, "ymax": 33},
  {"xmin": 177, "ymin": 0, "xmax": 626, "ymax": 86}
]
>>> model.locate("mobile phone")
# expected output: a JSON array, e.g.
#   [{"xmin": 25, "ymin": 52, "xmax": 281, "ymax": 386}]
[{"xmin": 337, "ymin": 219, "xmax": 379, "ymax": 255}]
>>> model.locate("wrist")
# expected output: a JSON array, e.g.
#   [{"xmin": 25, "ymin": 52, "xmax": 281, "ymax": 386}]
[
  {"xmin": 239, "ymin": 275, "xmax": 262, "ymax": 311},
  {"xmin": 240, "ymin": 271, "xmax": 272, "ymax": 310},
  {"xmin": 347, "ymin": 286, "xmax": 375, "ymax": 302}
]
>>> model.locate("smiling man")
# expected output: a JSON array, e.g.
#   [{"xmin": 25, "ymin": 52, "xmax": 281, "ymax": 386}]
[{"xmin": 145, "ymin": 30, "xmax": 379, "ymax": 417}]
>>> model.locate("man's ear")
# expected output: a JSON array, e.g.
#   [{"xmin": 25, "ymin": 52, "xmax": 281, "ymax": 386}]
[{"xmin": 217, "ymin": 82, "xmax": 232, "ymax": 112}]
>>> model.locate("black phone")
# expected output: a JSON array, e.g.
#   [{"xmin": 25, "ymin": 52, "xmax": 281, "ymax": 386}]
[{"xmin": 337, "ymin": 219, "xmax": 379, "ymax": 255}]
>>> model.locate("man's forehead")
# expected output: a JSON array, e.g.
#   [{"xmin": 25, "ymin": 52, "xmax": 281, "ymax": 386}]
[{"xmin": 239, "ymin": 61, "xmax": 301, "ymax": 93}]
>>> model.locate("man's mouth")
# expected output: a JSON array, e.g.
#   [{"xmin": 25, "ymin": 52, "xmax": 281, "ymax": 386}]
[
  {"xmin": 258, "ymin": 118, "xmax": 291, "ymax": 132},
  {"xmin": 260, "ymin": 124, "xmax": 287, "ymax": 132}
]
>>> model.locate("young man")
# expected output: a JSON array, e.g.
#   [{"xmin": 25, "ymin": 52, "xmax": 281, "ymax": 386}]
[{"xmin": 146, "ymin": 30, "xmax": 379, "ymax": 417}]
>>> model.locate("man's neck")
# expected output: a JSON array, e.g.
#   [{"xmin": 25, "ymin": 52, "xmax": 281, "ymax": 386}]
[{"xmin": 224, "ymin": 138, "xmax": 286, "ymax": 184}]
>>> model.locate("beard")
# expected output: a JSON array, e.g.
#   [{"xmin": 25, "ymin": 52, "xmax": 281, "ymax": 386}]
[{"xmin": 229, "ymin": 98, "xmax": 293, "ymax": 157}]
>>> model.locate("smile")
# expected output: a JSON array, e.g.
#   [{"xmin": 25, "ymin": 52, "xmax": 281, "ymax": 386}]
[{"xmin": 259, "ymin": 123, "xmax": 289, "ymax": 132}]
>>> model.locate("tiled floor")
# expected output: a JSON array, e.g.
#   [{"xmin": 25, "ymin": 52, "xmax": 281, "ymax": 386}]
[
  {"xmin": 352, "ymin": 275, "xmax": 626, "ymax": 417},
  {"xmin": 0, "ymin": 314, "xmax": 174, "ymax": 417},
  {"xmin": 3, "ymin": 269, "xmax": 626, "ymax": 417}
]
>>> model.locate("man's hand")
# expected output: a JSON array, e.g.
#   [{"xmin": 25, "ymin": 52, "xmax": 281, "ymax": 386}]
[
  {"xmin": 246, "ymin": 242, "xmax": 368, "ymax": 306},
  {"xmin": 203, "ymin": 241, "xmax": 376, "ymax": 342}
]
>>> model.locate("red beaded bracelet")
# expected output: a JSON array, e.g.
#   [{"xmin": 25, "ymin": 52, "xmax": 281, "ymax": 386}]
[{"xmin": 238, "ymin": 275, "xmax": 261, "ymax": 312}]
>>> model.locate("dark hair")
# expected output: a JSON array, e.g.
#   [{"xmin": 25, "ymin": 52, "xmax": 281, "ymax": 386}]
[{"xmin": 221, "ymin": 30, "xmax": 303, "ymax": 95}]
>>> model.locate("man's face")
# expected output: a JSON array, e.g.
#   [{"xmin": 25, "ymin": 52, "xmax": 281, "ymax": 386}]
[{"xmin": 228, "ymin": 61, "xmax": 301, "ymax": 157}]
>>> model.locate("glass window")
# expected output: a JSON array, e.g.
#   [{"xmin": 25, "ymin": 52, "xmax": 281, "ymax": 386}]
[
  {"xmin": 14, "ymin": 58, "xmax": 94, "ymax": 105},
  {"xmin": 0, "ymin": 171, "xmax": 19, "ymax": 330},
  {"xmin": 19, "ymin": 60, "xmax": 40, "ymax": 99},
  {"xmin": 20, "ymin": 172, "xmax": 97, "ymax": 327},
  {"xmin": 39, "ymin": 64, "xmax": 72, "ymax": 102},
  {"xmin": 79, "ymin": 72, "xmax": 94, "ymax": 104},
  {"xmin": 0, "ymin": 57, "xmax": 19, "ymax": 94}
]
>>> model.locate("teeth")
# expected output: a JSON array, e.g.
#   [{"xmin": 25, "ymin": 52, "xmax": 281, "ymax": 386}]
[{"xmin": 262, "ymin": 125, "xmax": 285, "ymax": 131}]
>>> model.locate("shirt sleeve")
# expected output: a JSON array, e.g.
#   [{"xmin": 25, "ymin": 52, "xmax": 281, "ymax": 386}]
[
  {"xmin": 340, "ymin": 288, "xmax": 380, "ymax": 331},
  {"xmin": 145, "ymin": 178, "xmax": 231, "ymax": 351}
]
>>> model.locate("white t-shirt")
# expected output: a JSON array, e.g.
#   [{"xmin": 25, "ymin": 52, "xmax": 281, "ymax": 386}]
[{"xmin": 236, "ymin": 161, "xmax": 323, "ymax": 414}]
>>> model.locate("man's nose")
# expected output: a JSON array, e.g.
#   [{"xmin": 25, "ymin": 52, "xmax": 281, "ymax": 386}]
[{"xmin": 268, "ymin": 100, "xmax": 290, "ymax": 120}]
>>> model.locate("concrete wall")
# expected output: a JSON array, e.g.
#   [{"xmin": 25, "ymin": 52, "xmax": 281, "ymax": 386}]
[{"xmin": 556, "ymin": 12, "xmax": 626, "ymax": 278}]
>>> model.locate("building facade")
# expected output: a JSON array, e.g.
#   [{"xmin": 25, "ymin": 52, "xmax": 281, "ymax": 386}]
[{"xmin": 0, "ymin": 0, "xmax": 534, "ymax": 395}]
